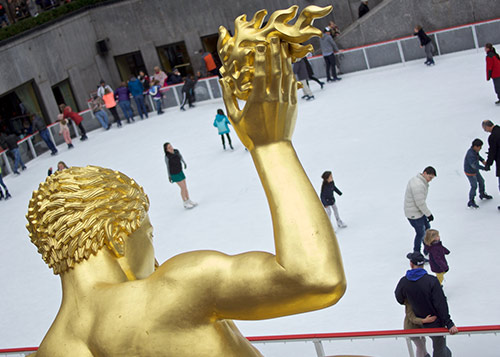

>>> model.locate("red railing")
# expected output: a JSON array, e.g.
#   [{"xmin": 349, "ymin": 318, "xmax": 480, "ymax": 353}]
[{"xmin": 2, "ymin": 325, "xmax": 499, "ymax": 356}]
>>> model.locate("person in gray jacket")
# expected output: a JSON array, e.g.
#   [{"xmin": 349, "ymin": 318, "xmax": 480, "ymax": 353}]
[
  {"xmin": 319, "ymin": 27, "xmax": 342, "ymax": 82},
  {"xmin": 404, "ymin": 166, "xmax": 436, "ymax": 254},
  {"xmin": 464, "ymin": 138, "xmax": 492, "ymax": 208},
  {"xmin": 32, "ymin": 114, "xmax": 58, "ymax": 156}
]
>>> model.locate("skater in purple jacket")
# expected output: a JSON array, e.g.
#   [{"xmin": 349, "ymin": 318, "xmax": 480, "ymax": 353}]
[{"xmin": 424, "ymin": 229, "xmax": 450, "ymax": 285}]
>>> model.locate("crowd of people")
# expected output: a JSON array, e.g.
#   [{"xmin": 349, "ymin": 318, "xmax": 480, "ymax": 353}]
[{"xmin": 0, "ymin": 0, "xmax": 71, "ymax": 27}]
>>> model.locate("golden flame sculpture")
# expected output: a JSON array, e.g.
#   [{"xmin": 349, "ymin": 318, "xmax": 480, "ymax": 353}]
[{"xmin": 25, "ymin": 6, "xmax": 345, "ymax": 357}]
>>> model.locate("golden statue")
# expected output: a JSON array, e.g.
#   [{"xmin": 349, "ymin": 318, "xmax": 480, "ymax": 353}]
[{"xmin": 25, "ymin": 5, "xmax": 345, "ymax": 356}]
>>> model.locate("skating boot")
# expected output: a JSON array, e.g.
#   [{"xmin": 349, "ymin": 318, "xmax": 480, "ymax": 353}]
[
  {"xmin": 467, "ymin": 200, "xmax": 479, "ymax": 209},
  {"xmin": 0, "ymin": 190, "xmax": 3, "ymax": 200},
  {"xmin": 183, "ymin": 200, "xmax": 195, "ymax": 209},
  {"xmin": 5, "ymin": 190, "xmax": 11, "ymax": 199},
  {"xmin": 187, "ymin": 199, "xmax": 198, "ymax": 207},
  {"xmin": 337, "ymin": 220, "xmax": 347, "ymax": 228},
  {"xmin": 479, "ymin": 193, "xmax": 493, "ymax": 200}
]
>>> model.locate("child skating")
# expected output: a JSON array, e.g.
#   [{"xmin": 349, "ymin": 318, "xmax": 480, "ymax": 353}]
[
  {"xmin": 320, "ymin": 171, "xmax": 346, "ymax": 229},
  {"xmin": 164, "ymin": 142, "xmax": 197, "ymax": 209},
  {"xmin": 424, "ymin": 229, "xmax": 450, "ymax": 285},
  {"xmin": 57, "ymin": 114, "xmax": 74, "ymax": 149},
  {"xmin": 213, "ymin": 109, "xmax": 233, "ymax": 150}
]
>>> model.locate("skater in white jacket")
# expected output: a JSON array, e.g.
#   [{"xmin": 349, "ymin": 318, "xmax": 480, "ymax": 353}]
[{"xmin": 404, "ymin": 166, "xmax": 436, "ymax": 254}]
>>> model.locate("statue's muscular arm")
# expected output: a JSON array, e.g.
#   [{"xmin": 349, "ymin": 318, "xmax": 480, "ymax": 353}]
[{"xmin": 151, "ymin": 35, "xmax": 345, "ymax": 321}]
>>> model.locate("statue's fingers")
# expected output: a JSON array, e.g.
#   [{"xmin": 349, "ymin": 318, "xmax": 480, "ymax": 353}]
[
  {"xmin": 219, "ymin": 78, "xmax": 240, "ymax": 123},
  {"xmin": 252, "ymin": 44, "xmax": 267, "ymax": 96},
  {"xmin": 268, "ymin": 37, "xmax": 282, "ymax": 100},
  {"xmin": 281, "ymin": 43, "xmax": 295, "ymax": 102}
]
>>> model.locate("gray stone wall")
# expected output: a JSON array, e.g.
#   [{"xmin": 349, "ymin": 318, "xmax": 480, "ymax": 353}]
[
  {"xmin": 336, "ymin": 0, "xmax": 500, "ymax": 49},
  {"xmin": 0, "ymin": 0, "xmax": 498, "ymax": 123}
]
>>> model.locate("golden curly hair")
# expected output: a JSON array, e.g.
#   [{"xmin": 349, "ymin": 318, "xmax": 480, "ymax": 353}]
[{"xmin": 26, "ymin": 166, "xmax": 150, "ymax": 275}]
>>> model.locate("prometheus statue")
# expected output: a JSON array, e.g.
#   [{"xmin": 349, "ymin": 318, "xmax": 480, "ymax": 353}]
[{"xmin": 25, "ymin": 5, "xmax": 345, "ymax": 356}]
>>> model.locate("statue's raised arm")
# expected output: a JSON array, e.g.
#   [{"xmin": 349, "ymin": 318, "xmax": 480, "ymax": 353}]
[{"xmin": 25, "ymin": 6, "xmax": 345, "ymax": 357}]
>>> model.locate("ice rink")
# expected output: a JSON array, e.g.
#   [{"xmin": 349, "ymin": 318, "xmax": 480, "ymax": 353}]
[{"xmin": 1, "ymin": 48, "xmax": 499, "ymax": 356}]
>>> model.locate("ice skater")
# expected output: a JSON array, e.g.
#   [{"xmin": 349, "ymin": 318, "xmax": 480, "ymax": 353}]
[
  {"xmin": 413, "ymin": 25, "xmax": 435, "ymax": 66},
  {"xmin": 213, "ymin": 109, "xmax": 233, "ymax": 150},
  {"xmin": 57, "ymin": 114, "xmax": 74, "ymax": 149},
  {"xmin": 463, "ymin": 138, "xmax": 491, "ymax": 208},
  {"xmin": 320, "ymin": 171, "xmax": 346, "ymax": 229},
  {"xmin": 423, "ymin": 229, "xmax": 450, "ymax": 285},
  {"xmin": 164, "ymin": 142, "xmax": 197, "ymax": 209},
  {"xmin": 485, "ymin": 43, "xmax": 500, "ymax": 105},
  {"xmin": 149, "ymin": 79, "xmax": 164, "ymax": 115},
  {"xmin": 0, "ymin": 167, "xmax": 11, "ymax": 200}
]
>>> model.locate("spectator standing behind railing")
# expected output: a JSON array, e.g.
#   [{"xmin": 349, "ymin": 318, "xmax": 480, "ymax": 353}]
[
  {"xmin": 91, "ymin": 95, "xmax": 110, "ymax": 130},
  {"xmin": 115, "ymin": 82, "xmax": 135, "ymax": 124},
  {"xmin": 395, "ymin": 252, "xmax": 458, "ymax": 357},
  {"xmin": 59, "ymin": 103, "xmax": 88, "ymax": 141},
  {"xmin": 32, "ymin": 113, "xmax": 58, "ymax": 156},
  {"xmin": 152, "ymin": 66, "xmax": 168, "ymax": 87},
  {"xmin": 137, "ymin": 70, "xmax": 150, "ymax": 91},
  {"xmin": 128, "ymin": 76, "xmax": 148, "ymax": 120},
  {"xmin": 96, "ymin": 80, "xmax": 112, "ymax": 98},
  {"xmin": 0, "ymin": 166, "xmax": 12, "ymax": 200},
  {"xmin": 166, "ymin": 68, "xmax": 183, "ymax": 85},
  {"xmin": 0, "ymin": 132, "xmax": 26, "ymax": 174}
]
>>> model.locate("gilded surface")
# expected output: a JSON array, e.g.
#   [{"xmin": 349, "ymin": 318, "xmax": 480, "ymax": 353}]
[{"xmin": 25, "ymin": 6, "xmax": 345, "ymax": 356}]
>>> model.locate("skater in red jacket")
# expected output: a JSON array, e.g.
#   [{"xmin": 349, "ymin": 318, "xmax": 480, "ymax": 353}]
[{"xmin": 485, "ymin": 43, "xmax": 500, "ymax": 105}]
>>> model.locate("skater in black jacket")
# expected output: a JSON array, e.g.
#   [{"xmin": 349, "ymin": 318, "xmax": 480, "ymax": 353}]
[{"xmin": 414, "ymin": 25, "xmax": 435, "ymax": 66}]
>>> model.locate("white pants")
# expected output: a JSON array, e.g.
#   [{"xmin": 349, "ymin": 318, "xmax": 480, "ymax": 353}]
[
  {"xmin": 301, "ymin": 82, "xmax": 313, "ymax": 97},
  {"xmin": 325, "ymin": 204, "xmax": 342, "ymax": 226}
]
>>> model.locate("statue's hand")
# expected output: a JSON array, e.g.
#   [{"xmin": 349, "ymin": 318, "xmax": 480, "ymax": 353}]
[{"xmin": 220, "ymin": 37, "xmax": 298, "ymax": 150}]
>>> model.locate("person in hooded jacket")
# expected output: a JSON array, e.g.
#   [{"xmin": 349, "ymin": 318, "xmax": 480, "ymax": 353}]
[
  {"xmin": 395, "ymin": 252, "xmax": 458, "ymax": 357},
  {"xmin": 485, "ymin": 43, "xmax": 500, "ymax": 105},
  {"xmin": 213, "ymin": 109, "xmax": 233, "ymax": 150},
  {"xmin": 423, "ymin": 229, "xmax": 450, "ymax": 285}
]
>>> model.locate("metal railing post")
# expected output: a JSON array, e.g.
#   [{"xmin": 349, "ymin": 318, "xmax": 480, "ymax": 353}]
[
  {"xmin": 434, "ymin": 34, "xmax": 441, "ymax": 56},
  {"xmin": 313, "ymin": 339, "xmax": 325, "ymax": 357},
  {"xmin": 26, "ymin": 137, "xmax": 36, "ymax": 159},
  {"xmin": 397, "ymin": 40, "xmax": 406, "ymax": 65},
  {"xmin": 405, "ymin": 337, "xmax": 415, "ymax": 357},
  {"xmin": 362, "ymin": 47, "xmax": 371, "ymax": 69},
  {"xmin": 471, "ymin": 24, "xmax": 479, "ymax": 49}
]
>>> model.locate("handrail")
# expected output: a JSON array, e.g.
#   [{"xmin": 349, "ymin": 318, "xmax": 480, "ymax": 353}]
[{"xmin": 2, "ymin": 325, "xmax": 499, "ymax": 355}]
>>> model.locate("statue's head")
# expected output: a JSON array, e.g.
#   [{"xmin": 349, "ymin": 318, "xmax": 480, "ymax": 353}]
[{"xmin": 26, "ymin": 166, "xmax": 150, "ymax": 275}]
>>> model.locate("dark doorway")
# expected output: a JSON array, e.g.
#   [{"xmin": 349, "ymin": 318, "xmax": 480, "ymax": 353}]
[
  {"xmin": 200, "ymin": 33, "xmax": 222, "ymax": 73},
  {"xmin": 115, "ymin": 51, "xmax": 147, "ymax": 81},
  {"xmin": 52, "ymin": 79, "xmax": 78, "ymax": 113},
  {"xmin": 157, "ymin": 41, "xmax": 192, "ymax": 77},
  {"xmin": 0, "ymin": 81, "xmax": 45, "ymax": 135}
]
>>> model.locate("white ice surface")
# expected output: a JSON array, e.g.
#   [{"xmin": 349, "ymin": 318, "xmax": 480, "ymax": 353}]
[{"xmin": 1, "ymin": 49, "xmax": 499, "ymax": 356}]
